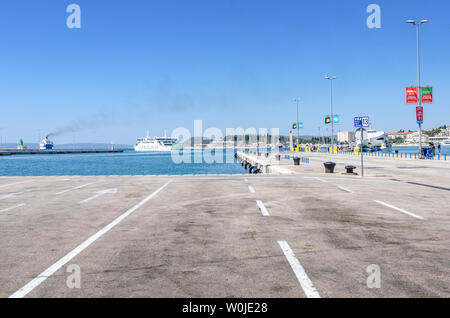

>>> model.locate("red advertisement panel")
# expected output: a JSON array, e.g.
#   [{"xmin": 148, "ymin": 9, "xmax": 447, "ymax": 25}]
[
  {"xmin": 416, "ymin": 106, "xmax": 423, "ymax": 122},
  {"xmin": 406, "ymin": 87, "xmax": 418, "ymax": 103},
  {"xmin": 406, "ymin": 87, "xmax": 419, "ymax": 104}
]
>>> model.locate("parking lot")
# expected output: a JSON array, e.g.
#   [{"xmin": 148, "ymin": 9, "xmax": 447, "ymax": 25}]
[{"xmin": 0, "ymin": 173, "xmax": 449, "ymax": 298}]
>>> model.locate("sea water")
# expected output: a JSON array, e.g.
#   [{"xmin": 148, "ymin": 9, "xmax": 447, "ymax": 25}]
[
  {"xmin": 393, "ymin": 145, "xmax": 450, "ymax": 156},
  {"xmin": 0, "ymin": 150, "xmax": 247, "ymax": 176}
]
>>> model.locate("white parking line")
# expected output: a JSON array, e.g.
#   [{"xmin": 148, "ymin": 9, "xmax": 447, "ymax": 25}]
[
  {"xmin": 256, "ymin": 200, "xmax": 270, "ymax": 216},
  {"xmin": 9, "ymin": 179, "xmax": 173, "ymax": 298},
  {"xmin": 0, "ymin": 180, "xmax": 33, "ymax": 189},
  {"xmin": 0, "ymin": 203, "xmax": 25, "ymax": 213},
  {"xmin": 56, "ymin": 183, "xmax": 95, "ymax": 195},
  {"xmin": 337, "ymin": 186, "xmax": 353, "ymax": 193},
  {"xmin": 278, "ymin": 241, "xmax": 321, "ymax": 298},
  {"xmin": 0, "ymin": 190, "xmax": 32, "ymax": 201},
  {"xmin": 314, "ymin": 177, "xmax": 328, "ymax": 183},
  {"xmin": 248, "ymin": 185, "xmax": 255, "ymax": 193},
  {"xmin": 373, "ymin": 200, "xmax": 424, "ymax": 220}
]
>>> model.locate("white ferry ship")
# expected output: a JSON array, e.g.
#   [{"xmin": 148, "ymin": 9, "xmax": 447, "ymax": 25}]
[
  {"xmin": 134, "ymin": 132, "xmax": 178, "ymax": 152},
  {"xmin": 39, "ymin": 137, "xmax": 54, "ymax": 150},
  {"xmin": 356, "ymin": 130, "xmax": 392, "ymax": 151}
]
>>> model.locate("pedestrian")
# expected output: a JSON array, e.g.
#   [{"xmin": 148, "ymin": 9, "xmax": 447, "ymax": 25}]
[
  {"xmin": 427, "ymin": 147, "xmax": 432, "ymax": 159},
  {"xmin": 431, "ymin": 143, "xmax": 436, "ymax": 157},
  {"xmin": 438, "ymin": 143, "xmax": 441, "ymax": 155}
]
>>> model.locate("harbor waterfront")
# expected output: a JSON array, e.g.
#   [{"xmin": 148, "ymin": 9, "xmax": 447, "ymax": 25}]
[
  {"xmin": 0, "ymin": 149, "xmax": 123, "ymax": 156},
  {"xmin": 1, "ymin": 152, "xmax": 449, "ymax": 297},
  {"xmin": 0, "ymin": 150, "xmax": 246, "ymax": 176},
  {"xmin": 2, "ymin": 0, "xmax": 450, "ymax": 304}
]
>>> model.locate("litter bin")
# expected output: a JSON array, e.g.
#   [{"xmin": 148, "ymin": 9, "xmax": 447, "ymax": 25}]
[
  {"xmin": 293, "ymin": 157, "xmax": 300, "ymax": 165},
  {"xmin": 323, "ymin": 162, "xmax": 336, "ymax": 173}
]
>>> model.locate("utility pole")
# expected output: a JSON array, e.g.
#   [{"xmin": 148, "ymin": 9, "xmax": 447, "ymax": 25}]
[
  {"xmin": 325, "ymin": 76, "xmax": 337, "ymax": 152},
  {"xmin": 407, "ymin": 19, "xmax": 428, "ymax": 158},
  {"xmin": 293, "ymin": 98, "xmax": 300, "ymax": 148}
]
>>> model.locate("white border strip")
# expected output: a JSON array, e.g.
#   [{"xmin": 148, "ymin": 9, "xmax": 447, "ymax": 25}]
[
  {"xmin": 374, "ymin": 200, "xmax": 424, "ymax": 220},
  {"xmin": 9, "ymin": 179, "xmax": 173, "ymax": 298},
  {"xmin": 278, "ymin": 241, "xmax": 320, "ymax": 298},
  {"xmin": 248, "ymin": 185, "xmax": 255, "ymax": 193},
  {"xmin": 256, "ymin": 200, "xmax": 270, "ymax": 216},
  {"xmin": 0, "ymin": 203, "xmax": 25, "ymax": 213}
]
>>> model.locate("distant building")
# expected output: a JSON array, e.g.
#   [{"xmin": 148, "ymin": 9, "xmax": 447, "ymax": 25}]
[
  {"xmin": 436, "ymin": 127, "xmax": 450, "ymax": 137},
  {"xmin": 405, "ymin": 132, "xmax": 429, "ymax": 144},
  {"xmin": 387, "ymin": 132, "xmax": 410, "ymax": 141},
  {"xmin": 337, "ymin": 131, "xmax": 355, "ymax": 143}
]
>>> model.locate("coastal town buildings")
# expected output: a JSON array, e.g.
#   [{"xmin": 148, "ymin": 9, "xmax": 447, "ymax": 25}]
[{"xmin": 337, "ymin": 131, "xmax": 356, "ymax": 143}]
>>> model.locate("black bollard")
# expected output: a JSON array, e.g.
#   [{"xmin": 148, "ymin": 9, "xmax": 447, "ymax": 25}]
[{"xmin": 323, "ymin": 162, "xmax": 336, "ymax": 173}]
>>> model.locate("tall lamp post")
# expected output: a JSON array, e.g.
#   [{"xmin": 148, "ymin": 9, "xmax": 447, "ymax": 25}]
[
  {"xmin": 325, "ymin": 75, "xmax": 337, "ymax": 151},
  {"xmin": 407, "ymin": 19, "xmax": 428, "ymax": 158},
  {"xmin": 293, "ymin": 98, "xmax": 301, "ymax": 148}
]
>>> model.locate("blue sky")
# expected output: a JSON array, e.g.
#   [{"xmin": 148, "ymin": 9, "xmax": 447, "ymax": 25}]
[{"xmin": 1, "ymin": 0, "xmax": 449, "ymax": 144}]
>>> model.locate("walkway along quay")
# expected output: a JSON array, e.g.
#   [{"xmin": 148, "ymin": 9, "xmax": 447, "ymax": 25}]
[
  {"xmin": 236, "ymin": 150, "xmax": 450, "ymax": 181},
  {"xmin": 0, "ymin": 173, "xmax": 449, "ymax": 297},
  {"xmin": 0, "ymin": 149, "xmax": 124, "ymax": 156}
]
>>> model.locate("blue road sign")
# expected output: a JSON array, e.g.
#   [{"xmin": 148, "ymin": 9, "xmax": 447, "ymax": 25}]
[
  {"xmin": 354, "ymin": 116, "xmax": 369, "ymax": 128},
  {"xmin": 417, "ymin": 120, "xmax": 423, "ymax": 125}
]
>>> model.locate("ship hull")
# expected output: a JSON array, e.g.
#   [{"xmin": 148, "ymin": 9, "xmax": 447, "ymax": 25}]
[{"xmin": 134, "ymin": 145, "xmax": 172, "ymax": 152}]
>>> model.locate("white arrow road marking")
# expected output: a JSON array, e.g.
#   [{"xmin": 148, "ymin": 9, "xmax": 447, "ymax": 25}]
[
  {"xmin": 0, "ymin": 190, "xmax": 33, "ymax": 201},
  {"xmin": 314, "ymin": 177, "xmax": 328, "ymax": 183},
  {"xmin": 80, "ymin": 188, "xmax": 117, "ymax": 204},
  {"xmin": 10, "ymin": 179, "xmax": 173, "ymax": 298},
  {"xmin": 248, "ymin": 185, "xmax": 255, "ymax": 193},
  {"xmin": 374, "ymin": 200, "xmax": 424, "ymax": 220},
  {"xmin": 278, "ymin": 241, "xmax": 321, "ymax": 298},
  {"xmin": 56, "ymin": 183, "xmax": 95, "ymax": 195},
  {"xmin": 0, "ymin": 203, "xmax": 26, "ymax": 213}
]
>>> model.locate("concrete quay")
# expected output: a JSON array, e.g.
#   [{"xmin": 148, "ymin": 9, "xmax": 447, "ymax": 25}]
[
  {"xmin": 0, "ymin": 171, "xmax": 449, "ymax": 298},
  {"xmin": 237, "ymin": 150, "xmax": 450, "ymax": 183}
]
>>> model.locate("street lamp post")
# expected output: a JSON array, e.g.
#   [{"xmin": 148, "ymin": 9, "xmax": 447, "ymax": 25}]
[
  {"xmin": 325, "ymin": 75, "xmax": 337, "ymax": 152},
  {"xmin": 407, "ymin": 19, "xmax": 428, "ymax": 158},
  {"xmin": 293, "ymin": 98, "xmax": 300, "ymax": 149}
]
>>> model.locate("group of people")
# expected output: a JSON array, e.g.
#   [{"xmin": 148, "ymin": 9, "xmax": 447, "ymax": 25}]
[{"xmin": 424, "ymin": 142, "xmax": 441, "ymax": 158}]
